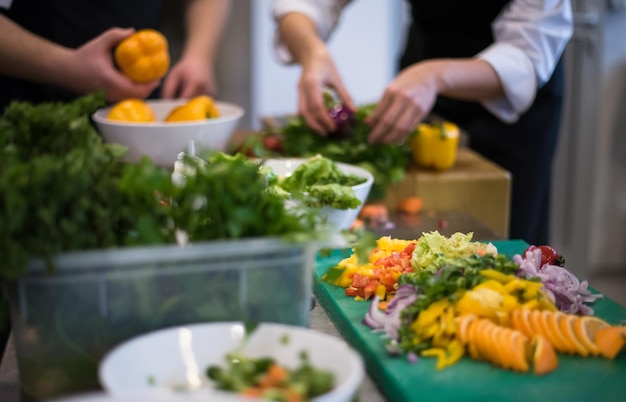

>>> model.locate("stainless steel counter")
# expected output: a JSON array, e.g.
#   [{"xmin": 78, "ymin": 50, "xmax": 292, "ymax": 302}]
[{"xmin": 0, "ymin": 210, "xmax": 500, "ymax": 401}]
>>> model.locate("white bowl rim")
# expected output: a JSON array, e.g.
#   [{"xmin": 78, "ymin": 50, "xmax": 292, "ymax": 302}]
[
  {"xmin": 92, "ymin": 100, "xmax": 245, "ymax": 127},
  {"xmin": 98, "ymin": 321, "xmax": 365, "ymax": 402},
  {"xmin": 261, "ymin": 157, "xmax": 375, "ymax": 192}
]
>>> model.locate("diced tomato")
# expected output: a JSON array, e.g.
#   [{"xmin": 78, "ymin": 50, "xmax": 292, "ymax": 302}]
[
  {"xmin": 345, "ymin": 287, "xmax": 365, "ymax": 298},
  {"xmin": 363, "ymin": 279, "xmax": 379, "ymax": 299},
  {"xmin": 378, "ymin": 271, "xmax": 396, "ymax": 286},
  {"xmin": 350, "ymin": 273, "xmax": 370, "ymax": 288},
  {"xmin": 403, "ymin": 242, "xmax": 416, "ymax": 255}
]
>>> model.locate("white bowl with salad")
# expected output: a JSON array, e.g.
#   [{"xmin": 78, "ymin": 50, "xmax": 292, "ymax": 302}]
[
  {"xmin": 98, "ymin": 322, "xmax": 365, "ymax": 402},
  {"xmin": 261, "ymin": 156, "xmax": 374, "ymax": 231}
]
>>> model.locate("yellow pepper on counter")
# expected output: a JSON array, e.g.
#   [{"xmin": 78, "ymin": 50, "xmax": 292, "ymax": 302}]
[
  {"xmin": 114, "ymin": 29, "xmax": 170, "ymax": 83},
  {"xmin": 165, "ymin": 95, "xmax": 220, "ymax": 122},
  {"xmin": 106, "ymin": 99, "xmax": 156, "ymax": 122},
  {"xmin": 409, "ymin": 121, "xmax": 460, "ymax": 170}
]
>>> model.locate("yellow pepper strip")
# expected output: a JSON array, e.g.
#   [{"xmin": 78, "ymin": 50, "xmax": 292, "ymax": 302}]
[
  {"xmin": 421, "ymin": 339, "xmax": 465, "ymax": 370},
  {"xmin": 415, "ymin": 299, "xmax": 449, "ymax": 329},
  {"xmin": 375, "ymin": 284, "xmax": 386, "ymax": 300},
  {"xmin": 409, "ymin": 121, "xmax": 460, "ymax": 171},
  {"xmin": 480, "ymin": 269, "xmax": 518, "ymax": 284}
]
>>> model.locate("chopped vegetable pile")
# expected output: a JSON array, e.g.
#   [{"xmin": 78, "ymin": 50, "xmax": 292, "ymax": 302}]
[{"xmin": 322, "ymin": 232, "xmax": 624, "ymax": 375}]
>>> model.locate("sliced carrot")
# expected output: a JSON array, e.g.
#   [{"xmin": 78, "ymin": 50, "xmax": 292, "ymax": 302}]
[
  {"xmin": 595, "ymin": 326, "xmax": 626, "ymax": 360},
  {"xmin": 397, "ymin": 196, "xmax": 423, "ymax": 215},
  {"xmin": 257, "ymin": 363, "xmax": 288, "ymax": 388}
]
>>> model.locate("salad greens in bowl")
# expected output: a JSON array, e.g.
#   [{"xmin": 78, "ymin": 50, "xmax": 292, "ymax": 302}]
[
  {"xmin": 261, "ymin": 155, "xmax": 374, "ymax": 231},
  {"xmin": 99, "ymin": 322, "xmax": 365, "ymax": 402}
]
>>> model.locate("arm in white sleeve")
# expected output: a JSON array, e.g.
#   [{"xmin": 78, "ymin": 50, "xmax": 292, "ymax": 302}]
[
  {"xmin": 272, "ymin": 0, "xmax": 352, "ymax": 63},
  {"xmin": 477, "ymin": 0, "xmax": 573, "ymax": 123},
  {"xmin": 0, "ymin": 0, "xmax": 13, "ymax": 9}
]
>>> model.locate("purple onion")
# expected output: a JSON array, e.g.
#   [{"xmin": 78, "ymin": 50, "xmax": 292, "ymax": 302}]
[{"xmin": 327, "ymin": 104, "xmax": 356, "ymax": 139}]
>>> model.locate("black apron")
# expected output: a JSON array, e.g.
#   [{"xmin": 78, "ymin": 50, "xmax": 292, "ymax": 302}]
[
  {"xmin": 0, "ymin": 0, "xmax": 165, "ymax": 113},
  {"xmin": 400, "ymin": 0, "xmax": 565, "ymax": 245}
]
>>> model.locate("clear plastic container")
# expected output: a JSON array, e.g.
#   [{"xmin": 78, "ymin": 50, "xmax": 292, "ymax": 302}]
[{"xmin": 4, "ymin": 237, "xmax": 316, "ymax": 401}]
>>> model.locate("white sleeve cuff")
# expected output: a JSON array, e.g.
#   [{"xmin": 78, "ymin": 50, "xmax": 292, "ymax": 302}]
[
  {"xmin": 0, "ymin": 0, "xmax": 13, "ymax": 8},
  {"xmin": 272, "ymin": 1, "xmax": 333, "ymax": 64},
  {"xmin": 476, "ymin": 42, "xmax": 537, "ymax": 124}
]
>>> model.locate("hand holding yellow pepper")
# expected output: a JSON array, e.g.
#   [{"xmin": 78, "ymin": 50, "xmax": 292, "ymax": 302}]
[
  {"xmin": 165, "ymin": 96, "xmax": 220, "ymax": 122},
  {"xmin": 114, "ymin": 29, "xmax": 170, "ymax": 83},
  {"xmin": 409, "ymin": 121, "xmax": 460, "ymax": 170}
]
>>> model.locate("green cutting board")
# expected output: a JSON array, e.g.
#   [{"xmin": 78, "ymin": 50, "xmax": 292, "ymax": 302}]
[{"xmin": 314, "ymin": 240, "xmax": 626, "ymax": 402}]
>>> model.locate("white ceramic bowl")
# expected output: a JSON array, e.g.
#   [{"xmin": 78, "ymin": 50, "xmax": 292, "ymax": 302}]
[
  {"xmin": 263, "ymin": 158, "xmax": 374, "ymax": 231},
  {"xmin": 92, "ymin": 99, "xmax": 244, "ymax": 167},
  {"xmin": 99, "ymin": 322, "xmax": 364, "ymax": 402},
  {"xmin": 45, "ymin": 390, "xmax": 266, "ymax": 402}
]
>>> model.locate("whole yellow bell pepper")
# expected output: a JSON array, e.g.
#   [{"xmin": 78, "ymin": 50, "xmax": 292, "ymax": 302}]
[
  {"xmin": 106, "ymin": 99, "xmax": 156, "ymax": 122},
  {"xmin": 165, "ymin": 96, "xmax": 220, "ymax": 122},
  {"xmin": 114, "ymin": 29, "xmax": 170, "ymax": 83},
  {"xmin": 409, "ymin": 121, "xmax": 460, "ymax": 170}
]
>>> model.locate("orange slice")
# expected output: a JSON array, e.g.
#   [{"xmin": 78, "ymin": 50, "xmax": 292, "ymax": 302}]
[
  {"xmin": 532, "ymin": 335, "xmax": 559, "ymax": 375},
  {"xmin": 476, "ymin": 320, "xmax": 496, "ymax": 364},
  {"xmin": 489, "ymin": 324, "xmax": 507, "ymax": 369},
  {"xmin": 595, "ymin": 326, "xmax": 626, "ymax": 359},
  {"xmin": 466, "ymin": 320, "xmax": 482, "ymax": 360},
  {"xmin": 548, "ymin": 312, "xmax": 576, "ymax": 354},
  {"xmin": 517, "ymin": 308, "xmax": 535, "ymax": 338},
  {"xmin": 528, "ymin": 309, "xmax": 544, "ymax": 337},
  {"xmin": 502, "ymin": 329, "xmax": 530, "ymax": 372},
  {"xmin": 537, "ymin": 310, "xmax": 567, "ymax": 352},
  {"xmin": 573, "ymin": 316, "xmax": 610, "ymax": 356},
  {"xmin": 456, "ymin": 314, "xmax": 477, "ymax": 344},
  {"xmin": 559, "ymin": 315, "xmax": 589, "ymax": 357},
  {"xmin": 509, "ymin": 309, "xmax": 521, "ymax": 331}
]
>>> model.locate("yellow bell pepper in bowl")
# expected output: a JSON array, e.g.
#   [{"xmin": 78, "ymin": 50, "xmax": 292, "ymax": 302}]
[
  {"xmin": 409, "ymin": 121, "xmax": 460, "ymax": 170},
  {"xmin": 106, "ymin": 99, "xmax": 156, "ymax": 122},
  {"xmin": 165, "ymin": 95, "xmax": 221, "ymax": 122}
]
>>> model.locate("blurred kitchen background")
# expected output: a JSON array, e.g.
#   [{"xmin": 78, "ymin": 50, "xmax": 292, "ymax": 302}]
[{"xmin": 163, "ymin": 0, "xmax": 626, "ymax": 304}]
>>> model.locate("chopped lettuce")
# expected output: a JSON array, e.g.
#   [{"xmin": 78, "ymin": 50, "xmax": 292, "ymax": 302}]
[
  {"xmin": 271, "ymin": 155, "xmax": 366, "ymax": 210},
  {"xmin": 411, "ymin": 231, "xmax": 498, "ymax": 273},
  {"xmin": 306, "ymin": 184, "xmax": 362, "ymax": 209}
]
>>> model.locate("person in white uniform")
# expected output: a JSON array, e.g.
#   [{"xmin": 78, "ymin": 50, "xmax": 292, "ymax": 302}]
[{"xmin": 273, "ymin": 0, "xmax": 573, "ymax": 246}]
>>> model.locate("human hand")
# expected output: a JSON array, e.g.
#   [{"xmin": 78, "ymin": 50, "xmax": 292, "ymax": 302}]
[
  {"xmin": 161, "ymin": 54, "xmax": 216, "ymax": 99},
  {"xmin": 366, "ymin": 61, "xmax": 440, "ymax": 144},
  {"xmin": 67, "ymin": 28, "xmax": 160, "ymax": 102},
  {"xmin": 297, "ymin": 48, "xmax": 355, "ymax": 135}
]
